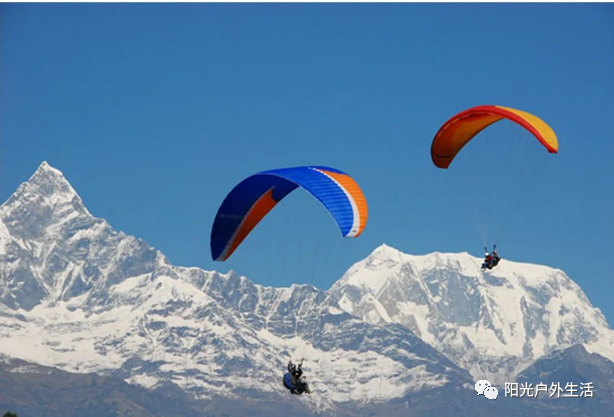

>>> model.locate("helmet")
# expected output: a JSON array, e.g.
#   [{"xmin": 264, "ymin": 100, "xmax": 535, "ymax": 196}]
[{"xmin": 485, "ymin": 252, "xmax": 489, "ymax": 257}]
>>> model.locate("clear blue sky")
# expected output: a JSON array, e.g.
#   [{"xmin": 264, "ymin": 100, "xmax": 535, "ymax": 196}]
[{"xmin": 2, "ymin": 4, "xmax": 613, "ymax": 323}]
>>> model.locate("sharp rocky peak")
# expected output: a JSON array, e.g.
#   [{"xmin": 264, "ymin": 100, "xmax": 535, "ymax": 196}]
[
  {"xmin": 11, "ymin": 161, "xmax": 82, "ymax": 203},
  {"xmin": 1, "ymin": 162, "xmax": 90, "ymax": 238}
]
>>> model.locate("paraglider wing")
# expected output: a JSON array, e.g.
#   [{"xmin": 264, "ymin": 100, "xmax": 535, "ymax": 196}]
[
  {"xmin": 210, "ymin": 166, "xmax": 368, "ymax": 261},
  {"xmin": 431, "ymin": 105, "xmax": 558, "ymax": 169}
]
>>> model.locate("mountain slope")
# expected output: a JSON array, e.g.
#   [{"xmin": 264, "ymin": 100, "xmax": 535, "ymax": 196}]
[
  {"xmin": 514, "ymin": 344, "xmax": 614, "ymax": 417},
  {"xmin": 0, "ymin": 355, "xmax": 207, "ymax": 417}
]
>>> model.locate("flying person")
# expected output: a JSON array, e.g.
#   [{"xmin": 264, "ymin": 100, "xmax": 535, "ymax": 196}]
[
  {"xmin": 482, "ymin": 245, "xmax": 500, "ymax": 270},
  {"xmin": 283, "ymin": 360, "xmax": 313, "ymax": 395},
  {"xmin": 483, "ymin": 251, "xmax": 493, "ymax": 269}
]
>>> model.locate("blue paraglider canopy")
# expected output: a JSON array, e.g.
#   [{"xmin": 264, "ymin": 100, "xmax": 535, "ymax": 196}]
[{"xmin": 210, "ymin": 166, "xmax": 369, "ymax": 261}]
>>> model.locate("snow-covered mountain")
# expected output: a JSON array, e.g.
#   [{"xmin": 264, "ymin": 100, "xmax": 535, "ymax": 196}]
[
  {"xmin": 0, "ymin": 162, "xmax": 475, "ymax": 416},
  {"xmin": 1, "ymin": 162, "xmax": 613, "ymax": 417},
  {"xmin": 329, "ymin": 244, "xmax": 614, "ymax": 383}
]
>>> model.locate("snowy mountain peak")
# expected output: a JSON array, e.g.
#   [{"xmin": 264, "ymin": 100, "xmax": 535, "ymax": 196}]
[
  {"xmin": 330, "ymin": 246, "xmax": 614, "ymax": 383},
  {"xmin": 339, "ymin": 248, "xmax": 482, "ymax": 296},
  {"xmin": 35, "ymin": 160, "xmax": 62, "ymax": 176},
  {"xmin": 23, "ymin": 161, "xmax": 81, "ymax": 203},
  {"xmin": 371, "ymin": 243, "xmax": 401, "ymax": 256},
  {"xmin": 0, "ymin": 162, "xmax": 162, "ymax": 310},
  {"xmin": 1, "ymin": 162, "xmax": 90, "ymax": 235}
]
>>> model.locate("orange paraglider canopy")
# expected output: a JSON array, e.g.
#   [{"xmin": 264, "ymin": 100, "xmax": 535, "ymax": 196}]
[{"xmin": 431, "ymin": 105, "xmax": 558, "ymax": 169}]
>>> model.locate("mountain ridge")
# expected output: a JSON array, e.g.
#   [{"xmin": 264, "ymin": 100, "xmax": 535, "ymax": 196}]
[
  {"xmin": 329, "ymin": 242, "xmax": 614, "ymax": 383},
  {"xmin": 1, "ymin": 161, "xmax": 613, "ymax": 417}
]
